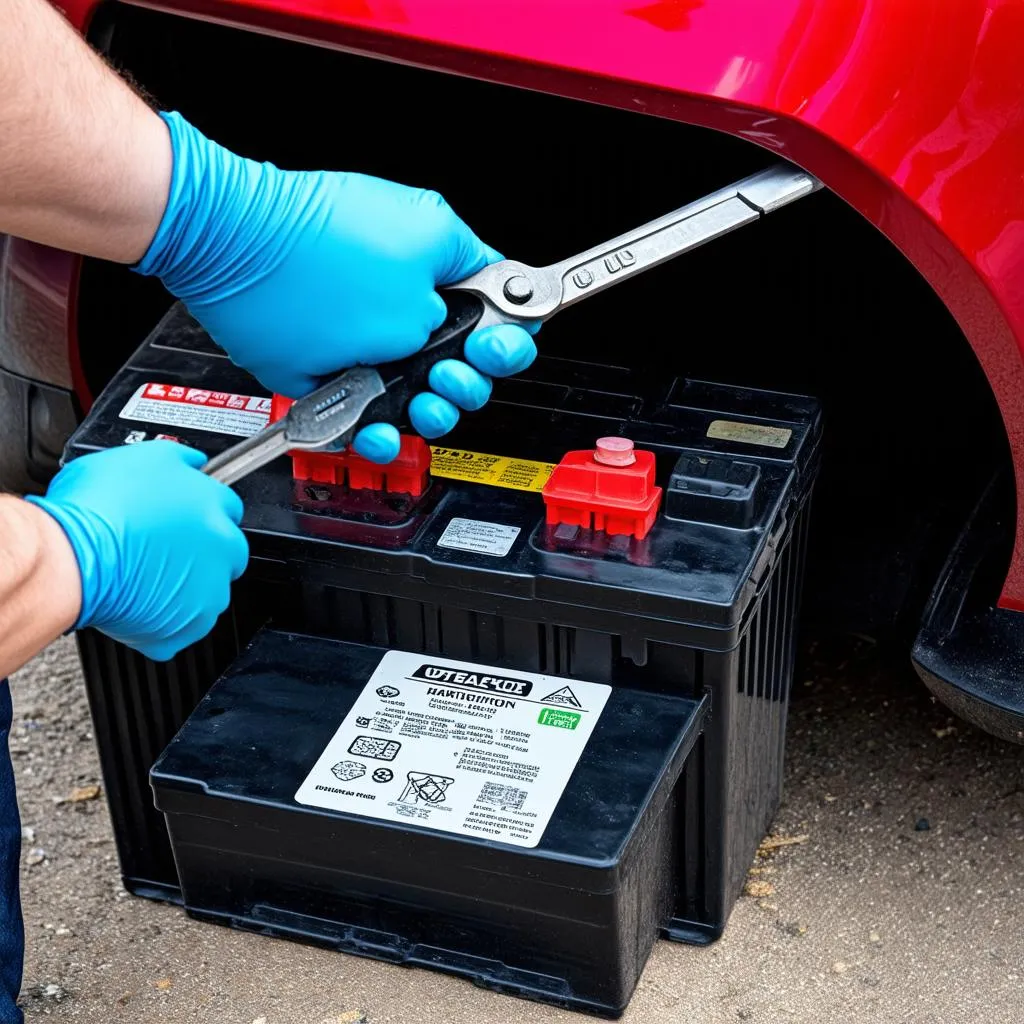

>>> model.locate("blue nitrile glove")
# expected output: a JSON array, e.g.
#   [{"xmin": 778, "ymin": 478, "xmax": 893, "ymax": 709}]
[
  {"xmin": 135, "ymin": 112, "xmax": 538, "ymax": 464},
  {"xmin": 26, "ymin": 442, "xmax": 247, "ymax": 661}
]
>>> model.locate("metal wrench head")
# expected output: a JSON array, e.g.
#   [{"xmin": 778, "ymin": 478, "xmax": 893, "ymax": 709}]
[
  {"xmin": 201, "ymin": 366, "xmax": 388, "ymax": 486},
  {"xmin": 450, "ymin": 260, "xmax": 562, "ymax": 323},
  {"xmin": 284, "ymin": 366, "xmax": 387, "ymax": 451}
]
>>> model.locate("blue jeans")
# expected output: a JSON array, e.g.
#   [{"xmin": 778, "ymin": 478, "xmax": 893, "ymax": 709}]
[{"xmin": 0, "ymin": 682, "xmax": 23, "ymax": 1023}]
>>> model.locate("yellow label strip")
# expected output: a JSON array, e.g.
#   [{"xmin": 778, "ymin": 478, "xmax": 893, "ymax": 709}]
[{"xmin": 428, "ymin": 446, "xmax": 555, "ymax": 493}]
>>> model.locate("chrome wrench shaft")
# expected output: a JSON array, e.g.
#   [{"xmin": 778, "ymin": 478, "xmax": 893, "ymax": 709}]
[{"xmin": 452, "ymin": 163, "xmax": 821, "ymax": 323}]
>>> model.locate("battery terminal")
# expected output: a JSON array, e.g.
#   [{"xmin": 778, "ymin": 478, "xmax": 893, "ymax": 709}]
[
  {"xmin": 269, "ymin": 394, "xmax": 431, "ymax": 496},
  {"xmin": 542, "ymin": 436, "xmax": 663, "ymax": 540}
]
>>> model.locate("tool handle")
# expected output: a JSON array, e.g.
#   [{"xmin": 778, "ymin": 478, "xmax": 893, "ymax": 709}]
[{"xmin": 357, "ymin": 290, "xmax": 486, "ymax": 430}]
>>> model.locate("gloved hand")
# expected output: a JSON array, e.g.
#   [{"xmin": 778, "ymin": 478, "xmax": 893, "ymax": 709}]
[
  {"xmin": 26, "ymin": 442, "xmax": 247, "ymax": 661},
  {"xmin": 135, "ymin": 112, "xmax": 538, "ymax": 464}
]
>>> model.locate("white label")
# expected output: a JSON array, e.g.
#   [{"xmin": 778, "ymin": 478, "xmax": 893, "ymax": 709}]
[
  {"xmin": 437, "ymin": 517, "xmax": 520, "ymax": 557},
  {"xmin": 294, "ymin": 651, "xmax": 611, "ymax": 848},
  {"xmin": 119, "ymin": 382, "xmax": 271, "ymax": 438},
  {"xmin": 707, "ymin": 419, "xmax": 792, "ymax": 449}
]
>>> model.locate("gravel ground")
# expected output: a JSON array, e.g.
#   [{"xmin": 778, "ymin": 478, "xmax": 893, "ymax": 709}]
[{"xmin": 8, "ymin": 633, "xmax": 1023, "ymax": 1023}]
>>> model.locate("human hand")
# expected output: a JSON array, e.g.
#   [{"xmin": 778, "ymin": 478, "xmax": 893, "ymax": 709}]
[
  {"xmin": 26, "ymin": 441, "xmax": 247, "ymax": 661},
  {"xmin": 135, "ymin": 113, "xmax": 537, "ymax": 464}
]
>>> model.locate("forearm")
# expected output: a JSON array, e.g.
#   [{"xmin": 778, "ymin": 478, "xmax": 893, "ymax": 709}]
[
  {"xmin": 0, "ymin": 0, "xmax": 171, "ymax": 262},
  {"xmin": 0, "ymin": 496, "xmax": 81, "ymax": 678}
]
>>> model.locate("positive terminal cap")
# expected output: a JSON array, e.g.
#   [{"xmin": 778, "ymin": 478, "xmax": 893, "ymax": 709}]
[{"xmin": 594, "ymin": 437, "xmax": 636, "ymax": 466}]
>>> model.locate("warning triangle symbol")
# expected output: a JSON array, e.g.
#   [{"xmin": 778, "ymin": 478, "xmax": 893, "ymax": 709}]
[{"xmin": 541, "ymin": 685, "xmax": 582, "ymax": 708}]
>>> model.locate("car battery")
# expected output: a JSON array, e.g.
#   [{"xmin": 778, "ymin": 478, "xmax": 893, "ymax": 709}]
[
  {"xmin": 150, "ymin": 629, "xmax": 707, "ymax": 1015},
  {"xmin": 63, "ymin": 302, "xmax": 821, "ymax": 1002}
]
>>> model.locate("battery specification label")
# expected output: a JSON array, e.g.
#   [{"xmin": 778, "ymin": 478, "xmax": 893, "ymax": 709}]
[
  {"xmin": 437, "ymin": 517, "xmax": 520, "ymax": 557},
  {"xmin": 118, "ymin": 382, "xmax": 272, "ymax": 437},
  {"xmin": 294, "ymin": 651, "xmax": 611, "ymax": 848}
]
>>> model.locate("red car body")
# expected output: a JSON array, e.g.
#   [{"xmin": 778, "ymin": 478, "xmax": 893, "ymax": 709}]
[
  {"xmin": 35, "ymin": 0, "xmax": 1024, "ymax": 612},
  {"xmin": 3, "ymin": 0, "xmax": 1022, "ymax": 735}
]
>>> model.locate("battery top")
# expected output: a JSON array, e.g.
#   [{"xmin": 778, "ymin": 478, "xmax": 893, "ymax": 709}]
[{"xmin": 65, "ymin": 303, "xmax": 822, "ymax": 646}]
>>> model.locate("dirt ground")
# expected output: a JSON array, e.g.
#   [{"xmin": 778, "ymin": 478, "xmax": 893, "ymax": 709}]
[{"xmin": 8, "ymin": 633, "xmax": 1023, "ymax": 1024}]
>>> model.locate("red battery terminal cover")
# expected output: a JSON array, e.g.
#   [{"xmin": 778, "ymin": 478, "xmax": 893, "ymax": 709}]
[
  {"xmin": 542, "ymin": 437, "xmax": 663, "ymax": 540},
  {"xmin": 269, "ymin": 395, "xmax": 432, "ymax": 497}
]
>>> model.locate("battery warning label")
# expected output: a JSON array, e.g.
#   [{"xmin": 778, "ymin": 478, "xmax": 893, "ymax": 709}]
[
  {"xmin": 294, "ymin": 651, "xmax": 611, "ymax": 848},
  {"xmin": 118, "ymin": 382, "xmax": 272, "ymax": 437},
  {"xmin": 427, "ymin": 446, "xmax": 555, "ymax": 493}
]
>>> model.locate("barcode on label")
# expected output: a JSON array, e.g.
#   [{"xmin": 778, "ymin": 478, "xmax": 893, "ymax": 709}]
[{"xmin": 476, "ymin": 782, "xmax": 528, "ymax": 811}]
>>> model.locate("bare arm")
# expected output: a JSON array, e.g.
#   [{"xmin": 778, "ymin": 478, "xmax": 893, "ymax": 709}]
[
  {"xmin": 0, "ymin": 0, "xmax": 171, "ymax": 262},
  {"xmin": 0, "ymin": 0, "xmax": 537, "ymax": 679},
  {"xmin": 0, "ymin": 497, "xmax": 81, "ymax": 678}
]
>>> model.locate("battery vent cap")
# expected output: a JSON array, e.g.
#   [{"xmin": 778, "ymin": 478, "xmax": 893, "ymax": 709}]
[{"xmin": 666, "ymin": 453, "xmax": 760, "ymax": 528}]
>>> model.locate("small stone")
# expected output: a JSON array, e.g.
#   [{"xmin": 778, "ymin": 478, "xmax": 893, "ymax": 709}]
[
  {"xmin": 153, "ymin": 978, "xmax": 173, "ymax": 991},
  {"xmin": 251, "ymin": 1018, "xmax": 268, "ymax": 1024},
  {"xmin": 738, "ymin": 1011, "xmax": 754, "ymax": 1021},
  {"xmin": 757, "ymin": 833, "xmax": 809, "ymax": 855},
  {"xmin": 744, "ymin": 879, "xmax": 775, "ymax": 898},
  {"xmin": 20, "ymin": 826, "xmax": 35, "ymax": 843},
  {"xmin": 914, "ymin": 818, "xmax": 931, "ymax": 831},
  {"xmin": 831, "ymin": 961, "xmax": 850, "ymax": 975},
  {"xmin": 869, "ymin": 930, "xmax": 881, "ymax": 944},
  {"xmin": 932, "ymin": 726, "xmax": 956, "ymax": 739},
  {"xmin": 784, "ymin": 921, "xmax": 808, "ymax": 937},
  {"xmin": 322, "ymin": 1013, "xmax": 368, "ymax": 1024},
  {"xmin": 41, "ymin": 983, "xmax": 65, "ymax": 1000},
  {"xmin": 25, "ymin": 848, "xmax": 46, "ymax": 866},
  {"xmin": 55, "ymin": 927, "xmax": 72, "ymax": 937},
  {"xmin": 68, "ymin": 784, "xmax": 101, "ymax": 803}
]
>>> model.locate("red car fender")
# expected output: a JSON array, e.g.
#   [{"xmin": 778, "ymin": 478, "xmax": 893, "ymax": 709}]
[{"xmin": 48, "ymin": 0, "xmax": 1024, "ymax": 610}]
